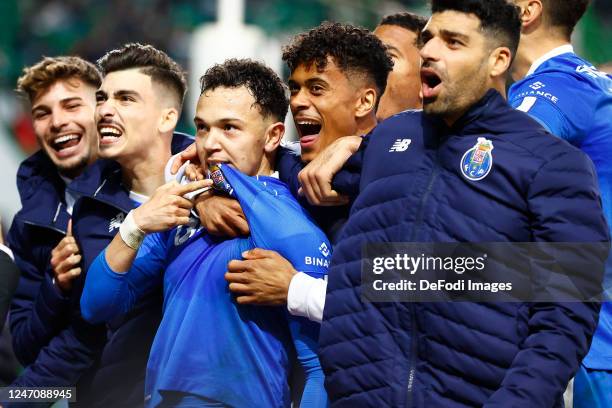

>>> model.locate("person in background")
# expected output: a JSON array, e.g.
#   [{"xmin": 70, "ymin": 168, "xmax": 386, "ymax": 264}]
[
  {"xmin": 509, "ymin": 1, "xmax": 612, "ymax": 406},
  {"xmin": 374, "ymin": 12, "xmax": 427, "ymax": 120}
]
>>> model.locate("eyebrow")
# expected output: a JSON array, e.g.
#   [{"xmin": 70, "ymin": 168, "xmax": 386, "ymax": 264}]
[
  {"xmin": 95, "ymin": 89, "xmax": 141, "ymax": 100},
  {"xmin": 32, "ymin": 96, "xmax": 83, "ymax": 113},
  {"xmin": 194, "ymin": 116, "xmax": 246, "ymax": 126},
  {"xmin": 439, "ymin": 29, "xmax": 470, "ymax": 42},
  {"xmin": 114, "ymin": 90, "xmax": 141, "ymax": 100},
  {"xmin": 385, "ymin": 44, "xmax": 401, "ymax": 54}
]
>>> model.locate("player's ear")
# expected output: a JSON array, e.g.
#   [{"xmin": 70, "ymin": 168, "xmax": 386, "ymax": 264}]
[
  {"xmin": 517, "ymin": 0, "xmax": 543, "ymax": 29},
  {"xmin": 355, "ymin": 87, "xmax": 377, "ymax": 119},
  {"xmin": 158, "ymin": 107, "xmax": 179, "ymax": 134},
  {"xmin": 489, "ymin": 46, "xmax": 512, "ymax": 79},
  {"xmin": 264, "ymin": 122, "xmax": 284, "ymax": 153}
]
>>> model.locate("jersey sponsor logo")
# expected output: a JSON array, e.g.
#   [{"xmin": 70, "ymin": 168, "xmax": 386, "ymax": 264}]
[
  {"xmin": 319, "ymin": 242, "xmax": 330, "ymax": 257},
  {"xmin": 305, "ymin": 256, "xmax": 330, "ymax": 268},
  {"xmin": 108, "ymin": 212, "xmax": 125, "ymax": 232},
  {"xmin": 389, "ymin": 138, "xmax": 412, "ymax": 152},
  {"xmin": 514, "ymin": 89, "xmax": 559, "ymax": 104},
  {"xmin": 529, "ymin": 81, "xmax": 545, "ymax": 90},
  {"xmin": 174, "ymin": 217, "xmax": 200, "ymax": 246},
  {"xmin": 460, "ymin": 137, "xmax": 494, "ymax": 181},
  {"xmin": 576, "ymin": 64, "xmax": 607, "ymax": 80}
]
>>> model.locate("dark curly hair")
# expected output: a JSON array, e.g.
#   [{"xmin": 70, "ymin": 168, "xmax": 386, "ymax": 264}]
[
  {"xmin": 379, "ymin": 12, "xmax": 428, "ymax": 39},
  {"xmin": 282, "ymin": 22, "xmax": 393, "ymax": 97},
  {"xmin": 199, "ymin": 58, "xmax": 289, "ymax": 122},
  {"xmin": 97, "ymin": 43, "xmax": 187, "ymax": 107},
  {"xmin": 431, "ymin": 0, "xmax": 521, "ymax": 59}
]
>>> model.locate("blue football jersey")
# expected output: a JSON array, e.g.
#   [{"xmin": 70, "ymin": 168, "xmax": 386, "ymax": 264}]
[
  {"xmin": 509, "ymin": 47, "xmax": 612, "ymax": 370},
  {"xmin": 82, "ymin": 165, "xmax": 330, "ymax": 407}
]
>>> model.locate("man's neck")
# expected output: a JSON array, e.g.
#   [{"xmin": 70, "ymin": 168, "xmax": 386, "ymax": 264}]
[
  {"xmin": 119, "ymin": 139, "xmax": 172, "ymax": 197},
  {"xmin": 356, "ymin": 114, "xmax": 378, "ymax": 136},
  {"xmin": 512, "ymin": 33, "xmax": 571, "ymax": 81}
]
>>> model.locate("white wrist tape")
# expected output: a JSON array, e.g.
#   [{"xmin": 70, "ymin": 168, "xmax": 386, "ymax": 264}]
[{"xmin": 119, "ymin": 210, "xmax": 146, "ymax": 250}]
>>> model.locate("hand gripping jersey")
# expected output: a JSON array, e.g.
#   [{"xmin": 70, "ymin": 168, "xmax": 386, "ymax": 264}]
[
  {"xmin": 82, "ymin": 164, "xmax": 330, "ymax": 407},
  {"xmin": 509, "ymin": 48, "xmax": 612, "ymax": 370}
]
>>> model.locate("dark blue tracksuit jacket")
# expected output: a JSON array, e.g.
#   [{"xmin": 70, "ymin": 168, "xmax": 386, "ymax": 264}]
[
  {"xmin": 8, "ymin": 133, "xmax": 192, "ymax": 407},
  {"xmin": 8, "ymin": 151, "xmax": 107, "ymax": 395},
  {"xmin": 319, "ymin": 90, "xmax": 610, "ymax": 407}
]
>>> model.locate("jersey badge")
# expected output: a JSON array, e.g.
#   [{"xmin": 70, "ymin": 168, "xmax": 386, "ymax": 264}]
[{"xmin": 460, "ymin": 137, "xmax": 494, "ymax": 181}]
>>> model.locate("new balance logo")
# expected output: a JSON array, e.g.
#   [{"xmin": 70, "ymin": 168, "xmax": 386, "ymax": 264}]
[
  {"xmin": 109, "ymin": 212, "xmax": 125, "ymax": 232},
  {"xmin": 529, "ymin": 81, "xmax": 545, "ymax": 90},
  {"xmin": 389, "ymin": 139, "xmax": 412, "ymax": 152}
]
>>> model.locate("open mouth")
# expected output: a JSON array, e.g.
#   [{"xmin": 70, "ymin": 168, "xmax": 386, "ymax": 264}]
[
  {"xmin": 51, "ymin": 133, "xmax": 82, "ymax": 152},
  {"xmin": 421, "ymin": 69, "xmax": 442, "ymax": 99},
  {"xmin": 98, "ymin": 125, "xmax": 124, "ymax": 145},
  {"xmin": 295, "ymin": 119, "xmax": 322, "ymax": 147}
]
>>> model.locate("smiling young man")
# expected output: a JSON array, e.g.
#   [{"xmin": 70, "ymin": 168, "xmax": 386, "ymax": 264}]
[
  {"xmin": 81, "ymin": 58, "xmax": 328, "ymax": 408},
  {"xmin": 7, "ymin": 56, "xmax": 108, "ymax": 392},
  {"xmin": 64, "ymin": 43, "xmax": 194, "ymax": 407},
  {"xmin": 374, "ymin": 12, "xmax": 427, "ymax": 120},
  {"xmin": 293, "ymin": 0, "xmax": 609, "ymax": 406}
]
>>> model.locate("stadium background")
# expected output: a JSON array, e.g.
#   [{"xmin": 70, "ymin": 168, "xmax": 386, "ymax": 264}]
[
  {"xmin": 0, "ymin": 0, "xmax": 610, "ymax": 402},
  {"xmin": 0, "ymin": 0, "xmax": 610, "ymax": 229}
]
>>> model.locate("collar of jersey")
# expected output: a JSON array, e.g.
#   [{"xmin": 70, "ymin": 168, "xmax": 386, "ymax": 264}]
[{"xmin": 527, "ymin": 44, "xmax": 574, "ymax": 76}]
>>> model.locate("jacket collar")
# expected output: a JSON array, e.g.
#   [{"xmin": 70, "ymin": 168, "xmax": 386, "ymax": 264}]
[
  {"xmin": 15, "ymin": 151, "xmax": 70, "ymax": 233},
  {"xmin": 438, "ymin": 89, "xmax": 535, "ymax": 137}
]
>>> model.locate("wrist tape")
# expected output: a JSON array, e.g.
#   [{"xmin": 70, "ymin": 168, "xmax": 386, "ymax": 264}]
[{"xmin": 119, "ymin": 210, "xmax": 145, "ymax": 250}]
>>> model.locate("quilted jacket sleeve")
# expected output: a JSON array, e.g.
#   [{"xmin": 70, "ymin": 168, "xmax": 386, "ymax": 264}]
[
  {"xmin": 7, "ymin": 220, "xmax": 71, "ymax": 365},
  {"xmin": 484, "ymin": 149, "xmax": 610, "ymax": 407}
]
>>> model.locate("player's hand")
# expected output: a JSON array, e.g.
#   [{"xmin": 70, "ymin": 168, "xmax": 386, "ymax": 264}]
[
  {"xmin": 225, "ymin": 248, "xmax": 297, "ymax": 305},
  {"xmin": 194, "ymin": 191, "xmax": 249, "ymax": 237},
  {"xmin": 170, "ymin": 143, "xmax": 199, "ymax": 174},
  {"xmin": 133, "ymin": 180, "xmax": 211, "ymax": 234},
  {"xmin": 298, "ymin": 135, "xmax": 362, "ymax": 206},
  {"xmin": 185, "ymin": 163, "xmax": 205, "ymax": 181},
  {"xmin": 50, "ymin": 220, "xmax": 81, "ymax": 293}
]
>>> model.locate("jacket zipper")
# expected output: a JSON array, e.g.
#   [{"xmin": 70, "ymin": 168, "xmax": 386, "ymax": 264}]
[{"xmin": 406, "ymin": 155, "xmax": 441, "ymax": 408}]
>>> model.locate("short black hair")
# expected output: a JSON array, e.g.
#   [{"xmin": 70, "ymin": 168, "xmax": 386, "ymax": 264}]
[
  {"xmin": 542, "ymin": 0, "xmax": 590, "ymax": 38},
  {"xmin": 282, "ymin": 21, "xmax": 393, "ymax": 98},
  {"xmin": 431, "ymin": 0, "xmax": 521, "ymax": 59},
  {"xmin": 97, "ymin": 43, "xmax": 187, "ymax": 107},
  {"xmin": 199, "ymin": 58, "xmax": 289, "ymax": 123},
  {"xmin": 379, "ymin": 12, "xmax": 428, "ymax": 38}
]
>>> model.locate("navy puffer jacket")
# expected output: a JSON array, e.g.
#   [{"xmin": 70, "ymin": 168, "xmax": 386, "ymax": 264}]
[{"xmin": 319, "ymin": 90, "xmax": 610, "ymax": 407}]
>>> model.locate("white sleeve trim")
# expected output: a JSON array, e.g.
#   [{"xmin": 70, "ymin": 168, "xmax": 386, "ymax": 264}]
[
  {"xmin": 287, "ymin": 272, "xmax": 327, "ymax": 323},
  {"xmin": 0, "ymin": 243, "xmax": 15, "ymax": 261}
]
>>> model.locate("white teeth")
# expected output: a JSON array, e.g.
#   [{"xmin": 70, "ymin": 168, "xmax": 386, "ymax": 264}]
[
  {"xmin": 99, "ymin": 127, "xmax": 121, "ymax": 135},
  {"xmin": 54, "ymin": 134, "xmax": 79, "ymax": 144},
  {"xmin": 297, "ymin": 121, "xmax": 319, "ymax": 126}
]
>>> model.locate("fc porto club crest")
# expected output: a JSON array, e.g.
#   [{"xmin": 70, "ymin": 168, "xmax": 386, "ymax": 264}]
[{"xmin": 460, "ymin": 137, "xmax": 494, "ymax": 181}]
